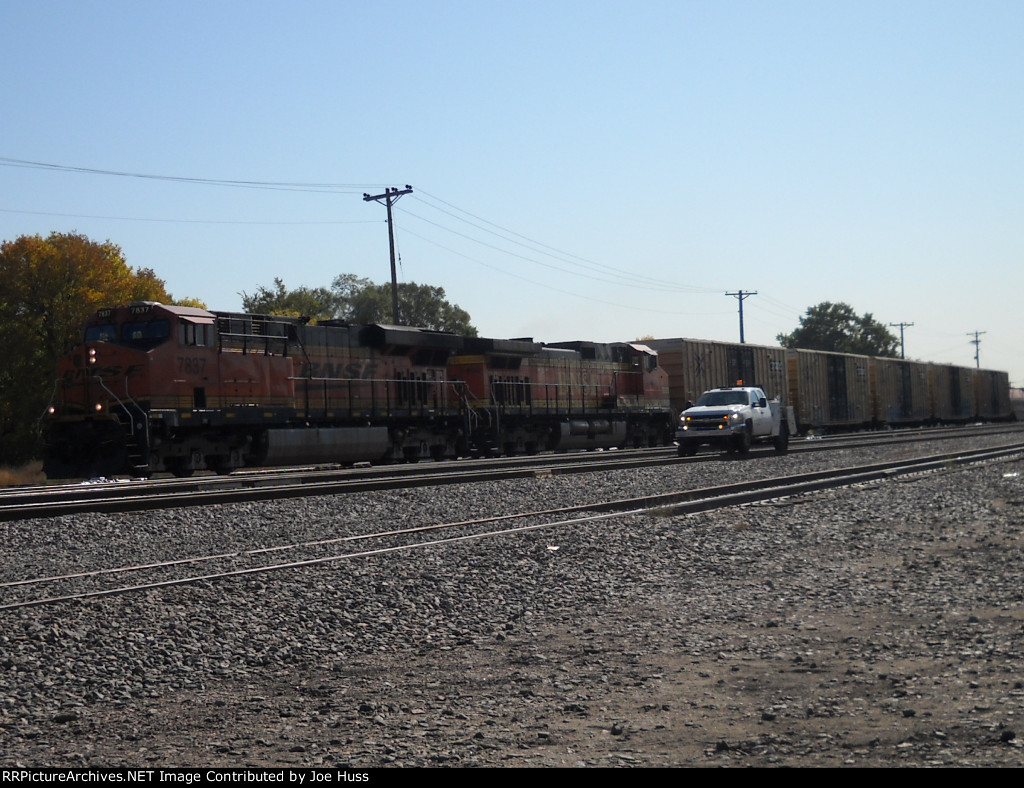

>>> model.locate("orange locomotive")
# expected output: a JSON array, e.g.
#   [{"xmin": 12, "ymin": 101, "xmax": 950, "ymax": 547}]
[{"xmin": 43, "ymin": 302, "xmax": 674, "ymax": 478}]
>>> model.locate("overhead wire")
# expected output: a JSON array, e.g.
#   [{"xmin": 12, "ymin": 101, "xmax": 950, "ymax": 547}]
[
  {"xmin": 397, "ymin": 224, "xmax": 730, "ymax": 318},
  {"xmin": 0, "ymin": 207, "xmax": 376, "ymax": 226},
  {"xmin": 413, "ymin": 189, "xmax": 723, "ymax": 294},
  {"xmin": 400, "ymin": 206, "xmax": 717, "ymax": 296},
  {"xmin": 1, "ymin": 154, "xmax": 742, "ymax": 308},
  {"xmin": 0, "ymin": 157, "xmax": 377, "ymax": 194}
]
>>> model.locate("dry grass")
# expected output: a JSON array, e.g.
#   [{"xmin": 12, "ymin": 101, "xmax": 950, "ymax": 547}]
[{"xmin": 0, "ymin": 460, "xmax": 45, "ymax": 487}]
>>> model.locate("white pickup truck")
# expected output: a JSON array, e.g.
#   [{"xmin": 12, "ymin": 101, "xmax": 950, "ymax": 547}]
[{"xmin": 676, "ymin": 386, "xmax": 796, "ymax": 456}]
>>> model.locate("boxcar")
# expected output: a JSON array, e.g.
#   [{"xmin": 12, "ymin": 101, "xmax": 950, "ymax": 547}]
[
  {"xmin": 974, "ymin": 368, "xmax": 1012, "ymax": 421},
  {"xmin": 870, "ymin": 357, "xmax": 932, "ymax": 425},
  {"xmin": 929, "ymin": 364, "xmax": 977, "ymax": 422},
  {"xmin": 785, "ymin": 348, "xmax": 872, "ymax": 431},
  {"xmin": 645, "ymin": 338, "xmax": 787, "ymax": 415}
]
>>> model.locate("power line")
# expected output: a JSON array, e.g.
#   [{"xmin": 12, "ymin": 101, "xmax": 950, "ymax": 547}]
[
  {"xmin": 2, "ymin": 155, "xmax": 758, "ymax": 315},
  {"xmin": 398, "ymin": 225, "xmax": 730, "ymax": 318},
  {"xmin": 5, "ymin": 156, "xmax": 717, "ymax": 293},
  {"xmin": 0, "ymin": 207, "xmax": 376, "ymax": 226},
  {"xmin": 414, "ymin": 190, "xmax": 720, "ymax": 294},
  {"xmin": 0, "ymin": 156, "xmax": 380, "ymax": 193},
  {"xmin": 402, "ymin": 207, "xmax": 715, "ymax": 295}
]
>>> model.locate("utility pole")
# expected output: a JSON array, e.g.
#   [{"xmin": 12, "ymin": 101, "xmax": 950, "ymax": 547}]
[
  {"xmin": 363, "ymin": 185, "xmax": 413, "ymax": 324},
  {"xmin": 725, "ymin": 290, "xmax": 757, "ymax": 344},
  {"xmin": 889, "ymin": 321, "xmax": 914, "ymax": 359},
  {"xmin": 967, "ymin": 330, "xmax": 986, "ymax": 368}
]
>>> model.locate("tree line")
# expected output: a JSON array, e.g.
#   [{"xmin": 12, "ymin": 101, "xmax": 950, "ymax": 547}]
[{"xmin": 239, "ymin": 275, "xmax": 476, "ymax": 336}]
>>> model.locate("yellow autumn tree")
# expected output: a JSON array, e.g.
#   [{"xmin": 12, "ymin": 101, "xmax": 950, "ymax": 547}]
[{"xmin": 0, "ymin": 232, "xmax": 177, "ymax": 464}]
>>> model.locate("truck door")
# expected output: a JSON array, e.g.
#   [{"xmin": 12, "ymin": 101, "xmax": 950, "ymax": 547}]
[{"xmin": 750, "ymin": 389, "xmax": 773, "ymax": 435}]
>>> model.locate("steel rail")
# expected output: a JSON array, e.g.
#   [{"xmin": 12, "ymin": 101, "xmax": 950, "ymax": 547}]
[
  {"xmin": 2, "ymin": 425, "xmax": 1022, "ymax": 521},
  {"xmin": 3, "ymin": 443, "xmax": 1020, "ymax": 613},
  {"xmin": 4, "ymin": 421, "xmax": 1019, "ymax": 506}
]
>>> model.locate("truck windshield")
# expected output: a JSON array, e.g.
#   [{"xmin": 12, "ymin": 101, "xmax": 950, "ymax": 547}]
[{"xmin": 696, "ymin": 391, "xmax": 748, "ymax": 406}]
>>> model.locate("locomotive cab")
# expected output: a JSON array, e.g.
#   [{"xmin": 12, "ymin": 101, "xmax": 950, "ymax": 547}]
[{"xmin": 44, "ymin": 302, "xmax": 211, "ymax": 478}]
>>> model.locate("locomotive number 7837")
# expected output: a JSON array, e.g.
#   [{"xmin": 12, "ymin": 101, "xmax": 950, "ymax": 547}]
[{"xmin": 177, "ymin": 356, "xmax": 207, "ymax": 375}]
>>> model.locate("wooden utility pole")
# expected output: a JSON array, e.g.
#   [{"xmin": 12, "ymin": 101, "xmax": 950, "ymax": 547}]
[
  {"xmin": 363, "ymin": 185, "xmax": 413, "ymax": 324},
  {"xmin": 889, "ymin": 321, "xmax": 914, "ymax": 358},
  {"xmin": 726, "ymin": 290, "xmax": 757, "ymax": 344},
  {"xmin": 967, "ymin": 330, "xmax": 986, "ymax": 368}
]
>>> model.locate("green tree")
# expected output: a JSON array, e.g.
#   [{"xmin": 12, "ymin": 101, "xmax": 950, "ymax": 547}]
[
  {"xmin": 239, "ymin": 277, "xmax": 341, "ymax": 321},
  {"xmin": 777, "ymin": 301, "xmax": 899, "ymax": 357},
  {"xmin": 242, "ymin": 275, "xmax": 477, "ymax": 335},
  {"xmin": 0, "ymin": 232, "xmax": 179, "ymax": 464},
  {"xmin": 347, "ymin": 281, "xmax": 477, "ymax": 335}
]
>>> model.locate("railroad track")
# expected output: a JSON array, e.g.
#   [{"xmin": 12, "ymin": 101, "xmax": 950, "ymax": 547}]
[
  {"xmin": 3, "ymin": 422, "xmax": 1022, "ymax": 521},
  {"xmin": 3, "ymin": 441, "xmax": 1021, "ymax": 613}
]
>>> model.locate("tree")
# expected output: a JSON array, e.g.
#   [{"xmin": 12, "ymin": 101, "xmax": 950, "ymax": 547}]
[
  {"xmin": 240, "ymin": 277, "xmax": 341, "ymax": 321},
  {"xmin": 241, "ymin": 275, "xmax": 478, "ymax": 336},
  {"xmin": 777, "ymin": 301, "xmax": 899, "ymax": 357},
  {"xmin": 347, "ymin": 281, "xmax": 477, "ymax": 335},
  {"xmin": 0, "ymin": 232, "xmax": 181, "ymax": 465}
]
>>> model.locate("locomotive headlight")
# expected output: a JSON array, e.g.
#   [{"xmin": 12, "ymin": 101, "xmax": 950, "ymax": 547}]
[
  {"xmin": 47, "ymin": 406, "xmax": 56, "ymax": 415},
  {"xmin": 88, "ymin": 348, "xmax": 97, "ymax": 365},
  {"xmin": 94, "ymin": 402, "xmax": 104, "ymax": 412}
]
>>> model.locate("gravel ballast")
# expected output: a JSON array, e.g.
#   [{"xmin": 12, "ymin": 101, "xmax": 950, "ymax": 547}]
[{"xmin": 2, "ymin": 434, "xmax": 1023, "ymax": 767}]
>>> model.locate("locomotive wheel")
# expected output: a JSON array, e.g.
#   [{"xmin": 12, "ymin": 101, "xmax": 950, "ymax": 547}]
[
  {"xmin": 208, "ymin": 456, "xmax": 233, "ymax": 475},
  {"xmin": 167, "ymin": 458, "xmax": 195, "ymax": 478}
]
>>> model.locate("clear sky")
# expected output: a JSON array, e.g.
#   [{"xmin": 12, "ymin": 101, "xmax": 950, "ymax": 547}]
[{"xmin": 2, "ymin": 1, "xmax": 1021, "ymax": 384}]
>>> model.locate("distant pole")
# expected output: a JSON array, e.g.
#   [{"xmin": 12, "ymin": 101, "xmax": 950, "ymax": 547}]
[
  {"xmin": 726, "ymin": 290, "xmax": 757, "ymax": 343},
  {"xmin": 889, "ymin": 321, "xmax": 914, "ymax": 358},
  {"xmin": 967, "ymin": 330, "xmax": 986, "ymax": 368},
  {"xmin": 363, "ymin": 185, "xmax": 413, "ymax": 324}
]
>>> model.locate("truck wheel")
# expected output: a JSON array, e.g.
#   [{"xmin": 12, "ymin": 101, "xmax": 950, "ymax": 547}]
[
  {"xmin": 736, "ymin": 425, "xmax": 752, "ymax": 455},
  {"xmin": 773, "ymin": 424, "xmax": 789, "ymax": 455}
]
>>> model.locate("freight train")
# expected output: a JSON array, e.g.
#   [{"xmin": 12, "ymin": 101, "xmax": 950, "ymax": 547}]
[
  {"xmin": 646, "ymin": 337, "xmax": 1013, "ymax": 432},
  {"xmin": 42, "ymin": 303, "xmax": 674, "ymax": 478},
  {"xmin": 42, "ymin": 303, "xmax": 1014, "ymax": 479}
]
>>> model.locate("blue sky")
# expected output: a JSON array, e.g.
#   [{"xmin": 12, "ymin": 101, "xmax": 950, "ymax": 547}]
[{"xmin": 3, "ymin": 1, "xmax": 1021, "ymax": 384}]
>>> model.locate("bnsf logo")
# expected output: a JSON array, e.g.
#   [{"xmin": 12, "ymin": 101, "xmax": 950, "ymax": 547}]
[
  {"xmin": 62, "ymin": 364, "xmax": 143, "ymax": 382},
  {"xmin": 300, "ymin": 361, "xmax": 380, "ymax": 379}
]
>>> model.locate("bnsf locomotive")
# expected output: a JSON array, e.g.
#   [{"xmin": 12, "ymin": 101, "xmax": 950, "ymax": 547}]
[{"xmin": 42, "ymin": 302, "xmax": 674, "ymax": 478}]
